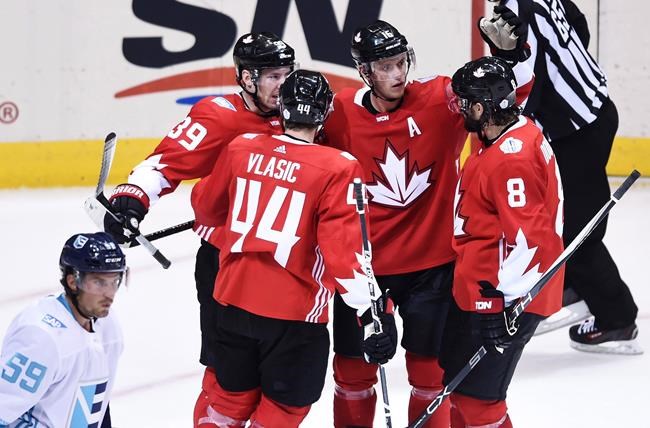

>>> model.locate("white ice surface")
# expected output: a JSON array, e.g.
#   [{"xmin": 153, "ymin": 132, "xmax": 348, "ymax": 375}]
[{"xmin": 1, "ymin": 178, "xmax": 648, "ymax": 427}]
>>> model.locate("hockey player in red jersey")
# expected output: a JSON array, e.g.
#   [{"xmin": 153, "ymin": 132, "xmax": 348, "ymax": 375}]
[
  {"xmin": 190, "ymin": 69, "xmax": 398, "ymax": 427},
  {"xmin": 440, "ymin": 56, "xmax": 564, "ymax": 427},
  {"xmin": 100, "ymin": 32, "xmax": 297, "ymax": 422},
  {"xmin": 322, "ymin": 19, "xmax": 534, "ymax": 428}
]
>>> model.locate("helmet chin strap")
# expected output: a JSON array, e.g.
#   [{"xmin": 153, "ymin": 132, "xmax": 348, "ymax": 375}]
[{"xmin": 239, "ymin": 69, "xmax": 280, "ymax": 117}]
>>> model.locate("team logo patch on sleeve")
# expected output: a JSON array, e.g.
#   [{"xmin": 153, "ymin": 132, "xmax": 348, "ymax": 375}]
[
  {"xmin": 211, "ymin": 96, "xmax": 237, "ymax": 111},
  {"xmin": 499, "ymin": 137, "xmax": 523, "ymax": 154}
]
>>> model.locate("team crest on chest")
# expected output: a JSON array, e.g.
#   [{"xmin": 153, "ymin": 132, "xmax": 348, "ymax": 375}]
[
  {"xmin": 367, "ymin": 141, "xmax": 433, "ymax": 208},
  {"xmin": 68, "ymin": 379, "xmax": 108, "ymax": 427}
]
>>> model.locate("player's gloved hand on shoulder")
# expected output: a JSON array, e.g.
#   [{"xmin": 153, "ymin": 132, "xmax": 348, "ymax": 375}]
[
  {"xmin": 478, "ymin": 5, "xmax": 531, "ymax": 65},
  {"xmin": 103, "ymin": 184, "xmax": 149, "ymax": 245},
  {"xmin": 475, "ymin": 281, "xmax": 519, "ymax": 354},
  {"xmin": 360, "ymin": 296, "xmax": 398, "ymax": 365}
]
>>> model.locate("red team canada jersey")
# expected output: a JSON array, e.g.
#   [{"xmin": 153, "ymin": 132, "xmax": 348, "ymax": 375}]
[
  {"xmin": 323, "ymin": 78, "xmax": 466, "ymax": 275},
  {"xmin": 127, "ymin": 94, "xmax": 282, "ymax": 207},
  {"xmin": 452, "ymin": 117, "xmax": 564, "ymax": 316},
  {"xmin": 192, "ymin": 133, "xmax": 372, "ymax": 323}
]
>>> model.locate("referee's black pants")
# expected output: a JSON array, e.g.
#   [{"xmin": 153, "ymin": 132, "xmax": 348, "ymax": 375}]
[{"xmin": 549, "ymin": 97, "xmax": 638, "ymax": 330}]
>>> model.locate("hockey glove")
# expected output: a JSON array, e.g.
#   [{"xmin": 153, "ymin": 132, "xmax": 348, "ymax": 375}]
[
  {"xmin": 360, "ymin": 296, "xmax": 398, "ymax": 365},
  {"xmin": 103, "ymin": 184, "xmax": 149, "ymax": 245},
  {"xmin": 478, "ymin": 5, "xmax": 531, "ymax": 65},
  {"xmin": 476, "ymin": 281, "xmax": 519, "ymax": 354}
]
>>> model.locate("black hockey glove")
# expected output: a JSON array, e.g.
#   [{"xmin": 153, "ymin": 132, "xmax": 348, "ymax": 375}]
[
  {"xmin": 478, "ymin": 5, "xmax": 531, "ymax": 65},
  {"xmin": 360, "ymin": 296, "xmax": 398, "ymax": 365},
  {"xmin": 103, "ymin": 184, "xmax": 149, "ymax": 245},
  {"xmin": 476, "ymin": 281, "xmax": 519, "ymax": 354}
]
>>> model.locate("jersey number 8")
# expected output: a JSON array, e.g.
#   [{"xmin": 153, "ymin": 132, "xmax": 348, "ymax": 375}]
[{"xmin": 507, "ymin": 178, "xmax": 527, "ymax": 208}]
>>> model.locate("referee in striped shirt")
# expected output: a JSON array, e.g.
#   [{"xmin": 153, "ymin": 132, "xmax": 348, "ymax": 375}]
[{"xmin": 487, "ymin": 0, "xmax": 641, "ymax": 354}]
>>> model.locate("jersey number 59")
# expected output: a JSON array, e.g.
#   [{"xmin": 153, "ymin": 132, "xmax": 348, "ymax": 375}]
[{"xmin": 1, "ymin": 352, "xmax": 47, "ymax": 393}]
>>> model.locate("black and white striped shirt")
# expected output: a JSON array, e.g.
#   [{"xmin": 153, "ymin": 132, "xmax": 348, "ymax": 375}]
[{"xmin": 503, "ymin": 0, "xmax": 609, "ymax": 141}]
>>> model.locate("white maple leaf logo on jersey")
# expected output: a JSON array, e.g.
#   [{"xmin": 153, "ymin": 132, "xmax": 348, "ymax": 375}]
[
  {"xmin": 335, "ymin": 265, "xmax": 369, "ymax": 293},
  {"xmin": 335, "ymin": 252, "xmax": 375, "ymax": 307},
  {"xmin": 367, "ymin": 141, "xmax": 433, "ymax": 208},
  {"xmin": 497, "ymin": 228, "xmax": 543, "ymax": 304},
  {"xmin": 453, "ymin": 177, "xmax": 469, "ymax": 237}
]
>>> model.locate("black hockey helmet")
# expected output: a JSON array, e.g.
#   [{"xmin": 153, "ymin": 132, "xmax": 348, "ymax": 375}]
[
  {"xmin": 233, "ymin": 32, "xmax": 296, "ymax": 81},
  {"xmin": 59, "ymin": 232, "xmax": 126, "ymax": 320},
  {"xmin": 350, "ymin": 20, "xmax": 411, "ymax": 65},
  {"xmin": 279, "ymin": 70, "xmax": 333, "ymax": 126},
  {"xmin": 451, "ymin": 56, "xmax": 517, "ymax": 113},
  {"xmin": 60, "ymin": 232, "xmax": 126, "ymax": 275},
  {"xmin": 59, "ymin": 232, "xmax": 126, "ymax": 289}
]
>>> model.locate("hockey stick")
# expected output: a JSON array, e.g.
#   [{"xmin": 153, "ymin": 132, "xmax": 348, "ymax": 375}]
[
  {"xmin": 353, "ymin": 179, "xmax": 393, "ymax": 428},
  {"xmin": 86, "ymin": 132, "xmax": 172, "ymax": 269},
  {"xmin": 408, "ymin": 169, "xmax": 641, "ymax": 428},
  {"xmin": 129, "ymin": 220, "xmax": 195, "ymax": 247}
]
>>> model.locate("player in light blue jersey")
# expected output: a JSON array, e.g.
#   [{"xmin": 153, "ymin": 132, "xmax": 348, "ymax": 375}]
[{"xmin": 0, "ymin": 232, "xmax": 127, "ymax": 428}]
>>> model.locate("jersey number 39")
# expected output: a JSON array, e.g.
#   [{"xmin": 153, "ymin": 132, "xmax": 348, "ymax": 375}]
[{"xmin": 168, "ymin": 117, "xmax": 208, "ymax": 150}]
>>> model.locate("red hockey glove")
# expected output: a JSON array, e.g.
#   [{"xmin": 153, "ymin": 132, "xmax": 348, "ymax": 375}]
[{"xmin": 104, "ymin": 184, "xmax": 149, "ymax": 245}]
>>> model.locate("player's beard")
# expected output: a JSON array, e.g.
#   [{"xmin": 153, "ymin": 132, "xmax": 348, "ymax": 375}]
[{"xmin": 463, "ymin": 115, "xmax": 483, "ymax": 133}]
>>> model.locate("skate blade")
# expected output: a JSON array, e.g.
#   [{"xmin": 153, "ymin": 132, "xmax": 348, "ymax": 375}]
[
  {"xmin": 570, "ymin": 339, "xmax": 644, "ymax": 355},
  {"xmin": 534, "ymin": 301, "xmax": 591, "ymax": 336}
]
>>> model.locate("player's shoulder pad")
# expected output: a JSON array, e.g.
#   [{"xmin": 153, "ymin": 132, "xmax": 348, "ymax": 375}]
[
  {"xmin": 228, "ymin": 133, "xmax": 263, "ymax": 150},
  {"xmin": 343, "ymin": 86, "xmax": 368, "ymax": 108},
  {"xmin": 339, "ymin": 151, "xmax": 358, "ymax": 161},
  {"xmin": 414, "ymin": 75, "xmax": 440, "ymax": 84},
  {"xmin": 325, "ymin": 149, "xmax": 362, "ymax": 176},
  {"xmin": 210, "ymin": 96, "xmax": 238, "ymax": 112},
  {"xmin": 241, "ymin": 133, "xmax": 261, "ymax": 140},
  {"xmin": 309, "ymin": 146, "xmax": 358, "ymax": 171},
  {"xmin": 406, "ymin": 75, "xmax": 447, "ymax": 103}
]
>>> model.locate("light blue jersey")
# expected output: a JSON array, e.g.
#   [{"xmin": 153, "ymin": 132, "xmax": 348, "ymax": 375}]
[{"xmin": 0, "ymin": 294, "xmax": 123, "ymax": 427}]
